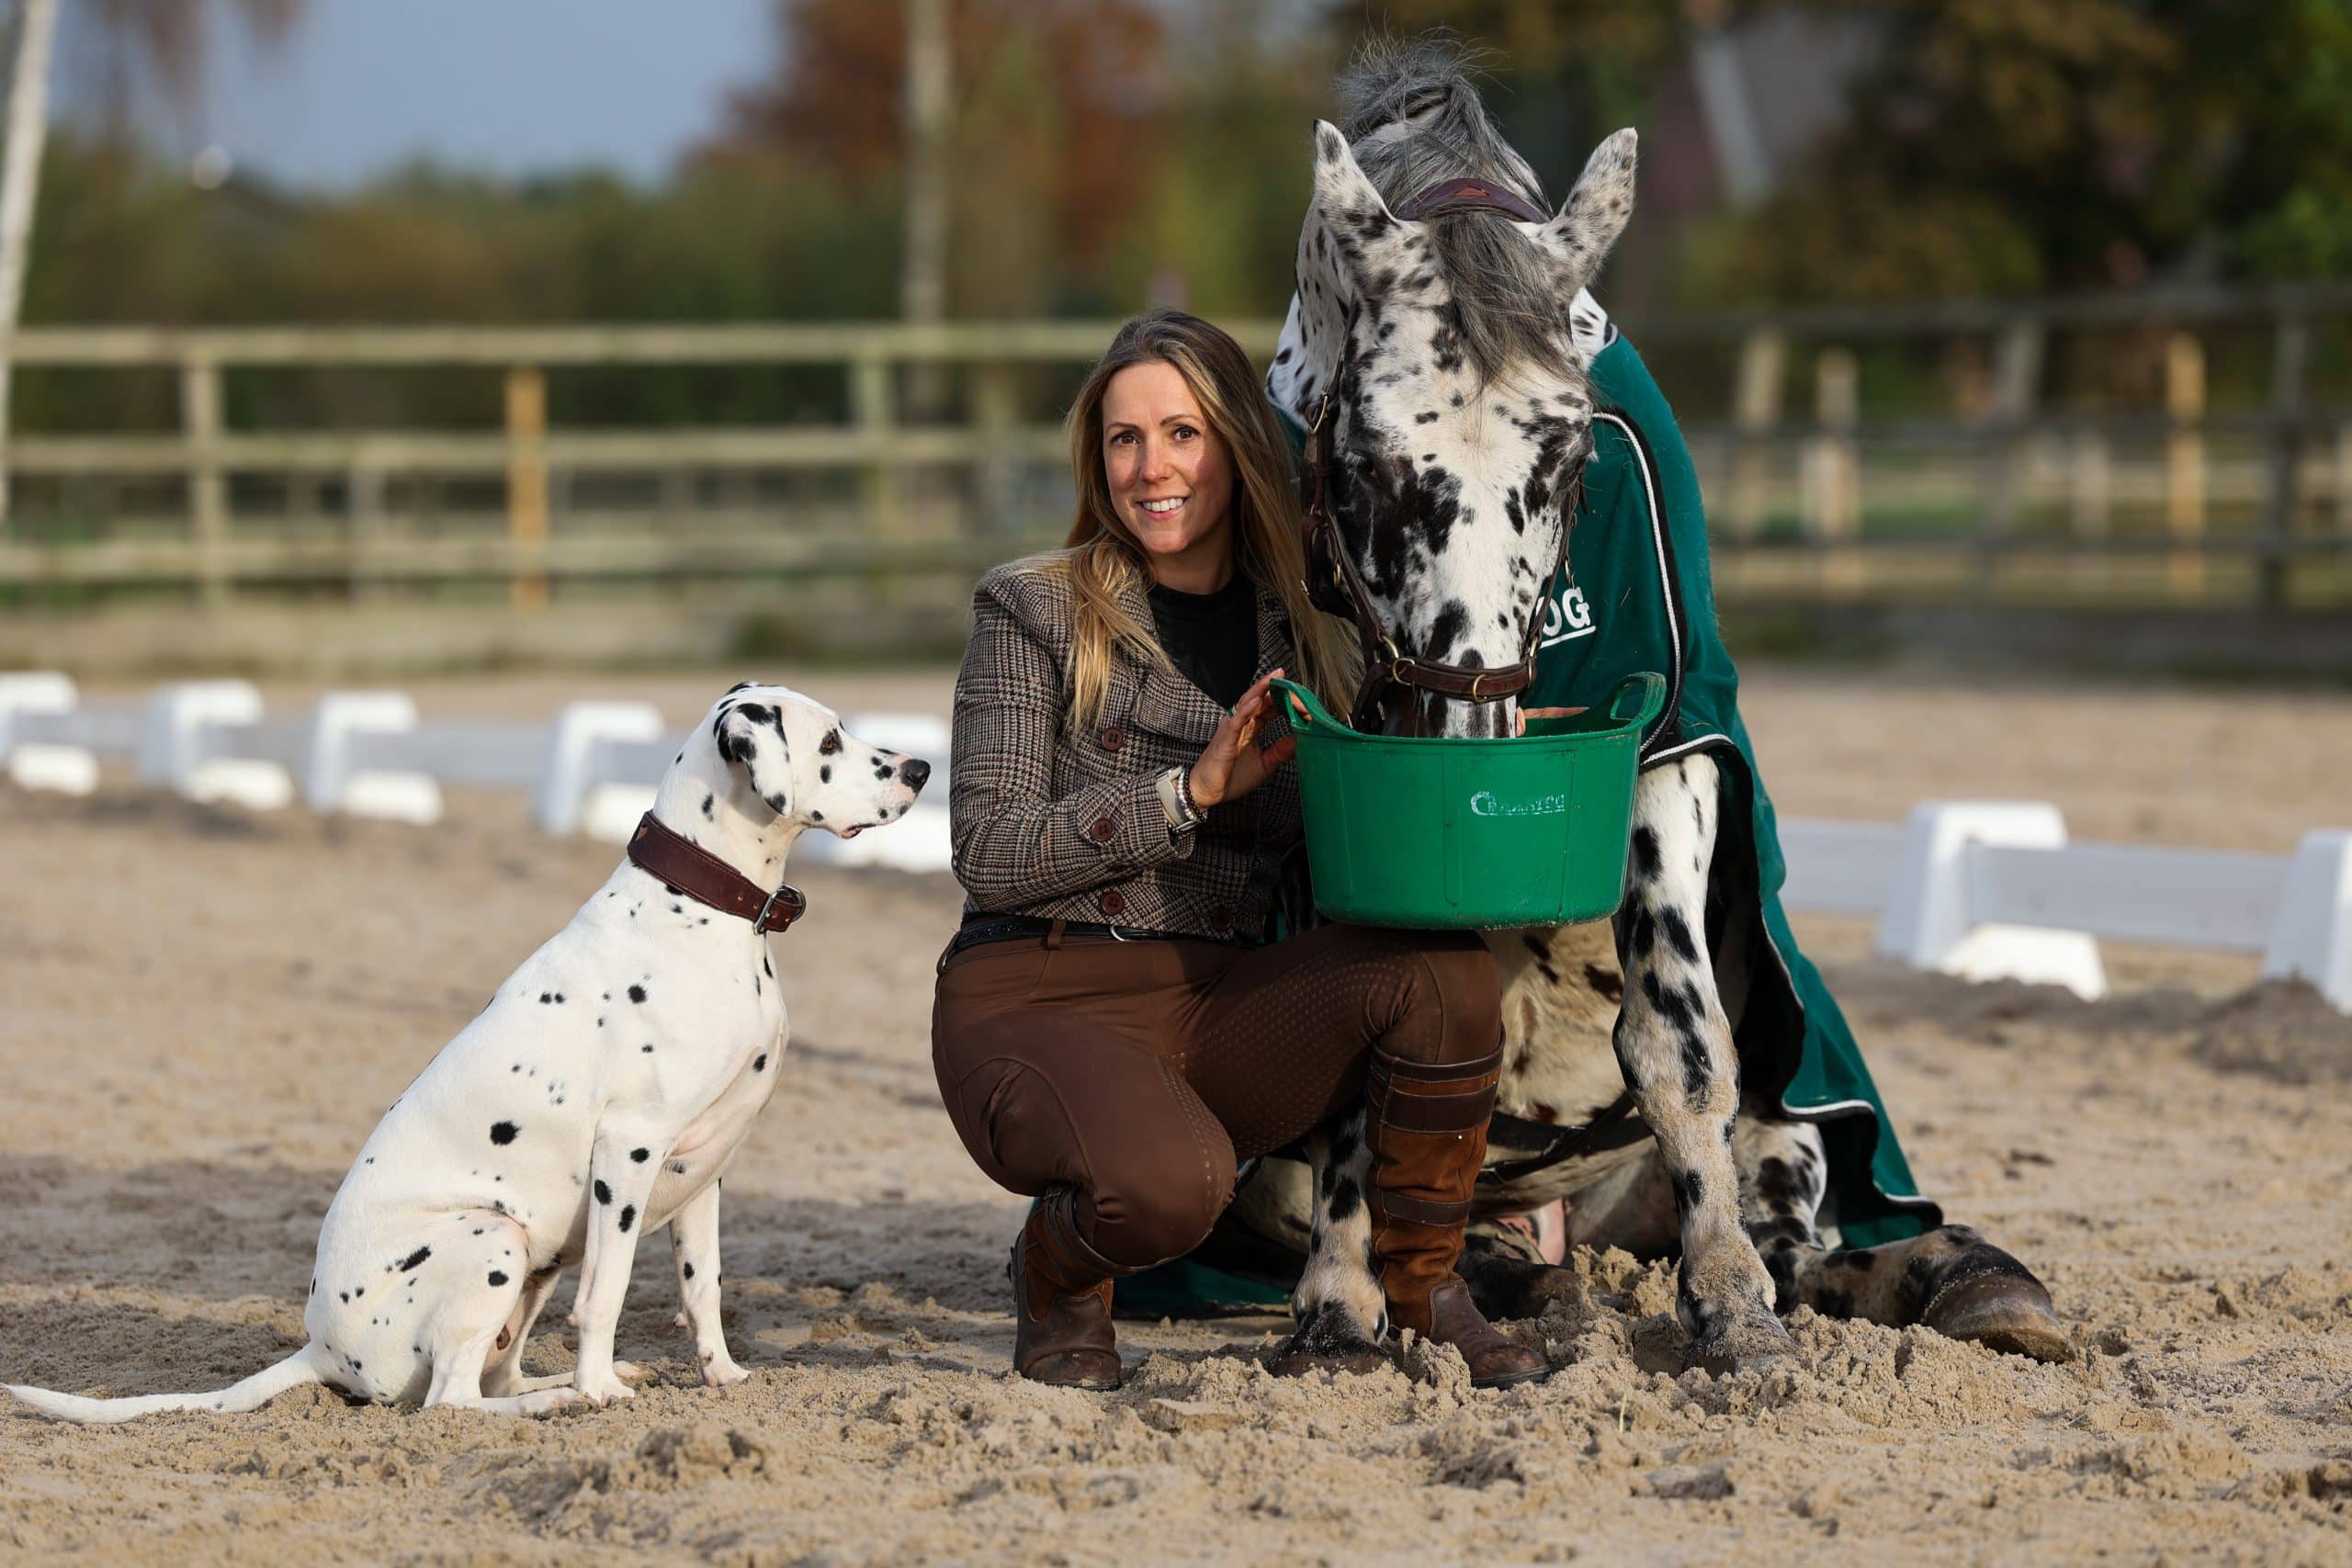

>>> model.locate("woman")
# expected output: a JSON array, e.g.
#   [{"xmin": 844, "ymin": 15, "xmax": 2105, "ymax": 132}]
[{"xmin": 932, "ymin": 309, "xmax": 1544, "ymax": 1392}]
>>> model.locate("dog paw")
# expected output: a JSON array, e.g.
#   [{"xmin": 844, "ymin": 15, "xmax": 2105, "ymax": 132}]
[
  {"xmin": 700, "ymin": 1349, "xmax": 750, "ymax": 1388},
  {"xmin": 522, "ymin": 1387, "xmax": 581, "ymax": 1416}
]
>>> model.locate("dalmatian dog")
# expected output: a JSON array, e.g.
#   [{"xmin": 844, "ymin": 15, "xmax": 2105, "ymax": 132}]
[
  {"xmin": 1254, "ymin": 47, "xmax": 2068, "ymax": 1374},
  {"xmin": 6, "ymin": 683, "xmax": 930, "ymax": 1421}
]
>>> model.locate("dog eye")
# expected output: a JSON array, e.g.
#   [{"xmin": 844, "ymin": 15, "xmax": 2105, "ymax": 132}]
[{"xmin": 820, "ymin": 729, "xmax": 842, "ymax": 755}]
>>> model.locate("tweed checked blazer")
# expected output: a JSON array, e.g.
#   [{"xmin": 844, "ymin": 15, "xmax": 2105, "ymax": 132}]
[{"xmin": 948, "ymin": 558, "xmax": 1304, "ymax": 942}]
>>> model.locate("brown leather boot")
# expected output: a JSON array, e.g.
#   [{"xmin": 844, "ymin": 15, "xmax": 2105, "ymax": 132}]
[
  {"xmin": 1365, "ymin": 1044, "xmax": 1549, "ymax": 1389},
  {"xmin": 1008, "ymin": 1190, "xmax": 1123, "ymax": 1391}
]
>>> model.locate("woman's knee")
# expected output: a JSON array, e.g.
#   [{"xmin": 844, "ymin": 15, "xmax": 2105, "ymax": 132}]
[
  {"xmin": 1083, "ymin": 1135, "xmax": 1237, "ymax": 1269},
  {"xmin": 1398, "ymin": 929, "xmax": 1503, "ymax": 1065}
]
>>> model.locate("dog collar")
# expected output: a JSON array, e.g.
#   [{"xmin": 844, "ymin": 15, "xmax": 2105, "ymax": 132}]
[{"xmin": 625, "ymin": 813, "xmax": 808, "ymax": 935}]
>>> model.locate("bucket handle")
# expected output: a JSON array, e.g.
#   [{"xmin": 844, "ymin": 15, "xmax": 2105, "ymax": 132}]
[
  {"xmin": 1272, "ymin": 673, "xmax": 1660, "ymax": 735},
  {"xmin": 1266, "ymin": 676, "xmax": 1337, "ymax": 731},
  {"xmin": 1602, "ymin": 671, "xmax": 1668, "ymax": 733}
]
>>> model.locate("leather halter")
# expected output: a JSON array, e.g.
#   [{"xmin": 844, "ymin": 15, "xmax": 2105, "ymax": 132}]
[
  {"xmin": 1297, "ymin": 175, "xmax": 1583, "ymax": 737},
  {"xmin": 626, "ymin": 812, "xmax": 807, "ymax": 934}
]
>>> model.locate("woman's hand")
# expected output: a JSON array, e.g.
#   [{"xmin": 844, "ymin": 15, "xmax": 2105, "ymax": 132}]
[{"xmin": 1188, "ymin": 668, "xmax": 1298, "ymax": 809}]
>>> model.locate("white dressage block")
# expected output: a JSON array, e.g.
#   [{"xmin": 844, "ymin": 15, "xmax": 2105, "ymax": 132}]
[
  {"xmin": 536, "ymin": 701, "xmax": 666, "ymax": 840},
  {"xmin": 0, "ymin": 672, "xmax": 96, "ymax": 795},
  {"xmin": 305, "ymin": 692, "xmax": 444, "ymax": 825},
  {"xmin": 1872, "ymin": 801, "xmax": 2109, "ymax": 1000},
  {"xmin": 138, "ymin": 681, "xmax": 294, "ymax": 812},
  {"xmin": 2261, "ymin": 830, "xmax": 2352, "ymax": 1011}
]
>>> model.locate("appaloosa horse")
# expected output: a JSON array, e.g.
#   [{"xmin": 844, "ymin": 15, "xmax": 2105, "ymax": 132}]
[{"xmin": 1250, "ymin": 45, "xmax": 2069, "ymax": 1374}]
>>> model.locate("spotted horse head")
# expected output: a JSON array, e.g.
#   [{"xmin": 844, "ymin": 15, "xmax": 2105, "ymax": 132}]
[{"xmin": 1270, "ymin": 53, "xmax": 1636, "ymax": 739}]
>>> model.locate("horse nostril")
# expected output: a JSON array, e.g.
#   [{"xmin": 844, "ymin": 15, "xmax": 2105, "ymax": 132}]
[{"xmin": 900, "ymin": 758, "xmax": 933, "ymax": 792}]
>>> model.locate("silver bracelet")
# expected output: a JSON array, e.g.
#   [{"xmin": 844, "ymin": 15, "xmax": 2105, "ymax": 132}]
[{"xmin": 1158, "ymin": 765, "xmax": 1206, "ymax": 832}]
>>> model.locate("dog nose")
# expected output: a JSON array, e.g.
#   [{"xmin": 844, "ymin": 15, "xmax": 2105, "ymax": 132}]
[{"xmin": 899, "ymin": 758, "xmax": 933, "ymax": 793}]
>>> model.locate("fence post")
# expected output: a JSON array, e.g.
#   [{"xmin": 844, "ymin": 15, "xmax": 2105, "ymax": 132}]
[
  {"xmin": 852, "ymin": 350, "xmax": 898, "ymax": 536},
  {"xmin": 2260, "ymin": 311, "xmax": 2309, "ymax": 612},
  {"xmin": 536, "ymin": 700, "xmax": 665, "ymax": 838},
  {"xmin": 972, "ymin": 362, "xmax": 1018, "ymax": 533},
  {"xmin": 505, "ymin": 366, "xmax": 549, "ymax": 614},
  {"xmin": 305, "ymin": 691, "xmax": 442, "ymax": 824},
  {"xmin": 180, "ymin": 351, "xmax": 229, "ymax": 610},
  {"xmin": 1980, "ymin": 319, "xmax": 2044, "ymax": 588},
  {"xmin": 1725, "ymin": 327, "xmax": 1782, "ymax": 541},
  {"xmin": 2165, "ymin": 331, "xmax": 2208, "ymax": 599},
  {"xmin": 1804, "ymin": 347, "xmax": 1860, "ymax": 593}
]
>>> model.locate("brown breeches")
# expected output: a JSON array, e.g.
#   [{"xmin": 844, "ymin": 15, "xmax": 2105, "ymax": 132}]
[{"xmin": 931, "ymin": 922, "xmax": 1503, "ymax": 1275}]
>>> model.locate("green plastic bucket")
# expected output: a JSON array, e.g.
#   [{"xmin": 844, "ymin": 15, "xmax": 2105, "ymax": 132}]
[{"xmin": 1268, "ymin": 671, "xmax": 1667, "ymax": 930}]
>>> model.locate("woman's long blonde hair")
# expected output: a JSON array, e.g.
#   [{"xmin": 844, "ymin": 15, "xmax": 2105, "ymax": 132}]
[{"xmin": 1031, "ymin": 309, "xmax": 1359, "ymax": 728}]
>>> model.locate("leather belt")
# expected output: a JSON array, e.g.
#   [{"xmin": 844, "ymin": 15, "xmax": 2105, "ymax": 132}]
[{"xmin": 945, "ymin": 914, "xmax": 1233, "ymax": 957}]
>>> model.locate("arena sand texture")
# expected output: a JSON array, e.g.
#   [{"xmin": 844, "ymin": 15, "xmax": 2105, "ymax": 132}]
[{"xmin": 3, "ymin": 668, "xmax": 2349, "ymax": 1564}]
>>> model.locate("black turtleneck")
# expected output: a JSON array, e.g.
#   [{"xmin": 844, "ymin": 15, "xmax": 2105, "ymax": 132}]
[{"xmin": 1148, "ymin": 572, "xmax": 1259, "ymax": 712}]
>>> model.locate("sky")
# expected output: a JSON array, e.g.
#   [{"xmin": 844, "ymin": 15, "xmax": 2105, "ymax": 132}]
[{"xmin": 52, "ymin": 0, "xmax": 778, "ymax": 189}]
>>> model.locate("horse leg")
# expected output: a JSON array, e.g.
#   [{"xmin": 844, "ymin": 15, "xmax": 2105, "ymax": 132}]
[
  {"xmin": 1269, "ymin": 1111, "xmax": 1391, "ymax": 1375},
  {"xmin": 1736, "ymin": 1115, "xmax": 2073, "ymax": 1361},
  {"xmin": 1616, "ymin": 753, "xmax": 1790, "ymax": 1369}
]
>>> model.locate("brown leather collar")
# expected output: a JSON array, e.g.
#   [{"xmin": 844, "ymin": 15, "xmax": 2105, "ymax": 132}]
[
  {"xmin": 1394, "ymin": 176, "xmax": 1548, "ymax": 225},
  {"xmin": 626, "ymin": 812, "xmax": 807, "ymax": 934}
]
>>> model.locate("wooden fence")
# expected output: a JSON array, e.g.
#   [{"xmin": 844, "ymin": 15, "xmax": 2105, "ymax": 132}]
[{"xmin": 5, "ymin": 286, "xmax": 2352, "ymax": 616}]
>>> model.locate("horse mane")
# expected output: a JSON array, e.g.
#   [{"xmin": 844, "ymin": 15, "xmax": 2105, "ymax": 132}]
[{"xmin": 1338, "ymin": 36, "xmax": 1570, "ymax": 383}]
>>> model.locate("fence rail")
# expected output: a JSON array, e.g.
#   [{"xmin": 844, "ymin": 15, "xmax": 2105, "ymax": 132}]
[
  {"xmin": 5, "ymin": 288, "xmax": 2352, "ymax": 619},
  {"xmin": 3, "ymin": 671, "xmax": 2346, "ymax": 1014}
]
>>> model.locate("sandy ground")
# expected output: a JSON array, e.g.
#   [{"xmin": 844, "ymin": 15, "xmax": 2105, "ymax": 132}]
[{"xmin": 4, "ymin": 666, "xmax": 2350, "ymax": 1564}]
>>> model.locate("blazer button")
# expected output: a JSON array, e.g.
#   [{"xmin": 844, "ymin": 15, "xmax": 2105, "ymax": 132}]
[
  {"xmin": 1101, "ymin": 726, "xmax": 1127, "ymax": 752},
  {"xmin": 1209, "ymin": 903, "xmax": 1234, "ymax": 931},
  {"xmin": 1098, "ymin": 889, "xmax": 1127, "ymax": 918},
  {"xmin": 1090, "ymin": 816, "xmax": 1117, "ymax": 842}
]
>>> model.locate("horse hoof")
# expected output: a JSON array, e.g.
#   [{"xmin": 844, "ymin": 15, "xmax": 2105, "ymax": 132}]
[
  {"xmin": 1923, "ymin": 1270, "xmax": 2075, "ymax": 1363},
  {"xmin": 1686, "ymin": 1306, "xmax": 1795, "ymax": 1375},
  {"xmin": 1267, "ymin": 1314, "xmax": 1392, "ymax": 1379}
]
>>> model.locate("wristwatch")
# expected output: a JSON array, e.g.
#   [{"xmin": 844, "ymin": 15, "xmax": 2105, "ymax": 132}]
[{"xmin": 1156, "ymin": 765, "xmax": 1207, "ymax": 833}]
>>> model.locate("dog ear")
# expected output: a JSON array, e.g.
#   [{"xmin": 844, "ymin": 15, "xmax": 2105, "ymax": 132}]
[{"xmin": 714, "ymin": 701, "xmax": 794, "ymax": 817}]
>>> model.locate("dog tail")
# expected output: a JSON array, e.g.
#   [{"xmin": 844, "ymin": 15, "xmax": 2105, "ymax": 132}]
[{"xmin": 6, "ymin": 1346, "xmax": 328, "ymax": 1425}]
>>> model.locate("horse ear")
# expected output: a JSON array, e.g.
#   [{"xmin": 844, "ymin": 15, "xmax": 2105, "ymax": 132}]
[
  {"xmin": 1308, "ymin": 119, "xmax": 1403, "ymax": 245},
  {"xmin": 1544, "ymin": 129, "xmax": 1638, "ymax": 279}
]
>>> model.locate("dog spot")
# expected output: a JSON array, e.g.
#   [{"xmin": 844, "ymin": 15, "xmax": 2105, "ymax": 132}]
[
  {"xmin": 642, "ymin": 1043, "xmax": 655, "ymax": 1054},
  {"xmin": 683, "ymin": 1261, "xmax": 695, "ymax": 1280},
  {"xmin": 594, "ymin": 1180, "xmax": 612, "ymax": 1204},
  {"xmin": 490, "ymin": 1121, "xmax": 518, "ymax": 1145},
  {"xmin": 820, "ymin": 765, "xmax": 831, "ymax": 783},
  {"xmin": 396, "ymin": 1246, "xmax": 432, "ymax": 1272},
  {"xmin": 619, "ymin": 1205, "xmax": 637, "ymax": 1234},
  {"xmin": 630, "ymin": 1147, "xmax": 650, "ymax": 1163},
  {"xmin": 754, "ymin": 1054, "xmax": 768, "ymax": 1072},
  {"xmin": 1327, "ymin": 1178, "xmax": 1363, "ymax": 1224},
  {"xmin": 488, "ymin": 1270, "xmax": 509, "ymax": 1288},
  {"xmin": 628, "ymin": 984, "xmax": 647, "ymax": 1004},
  {"xmin": 701, "ymin": 793, "xmax": 715, "ymax": 818}
]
